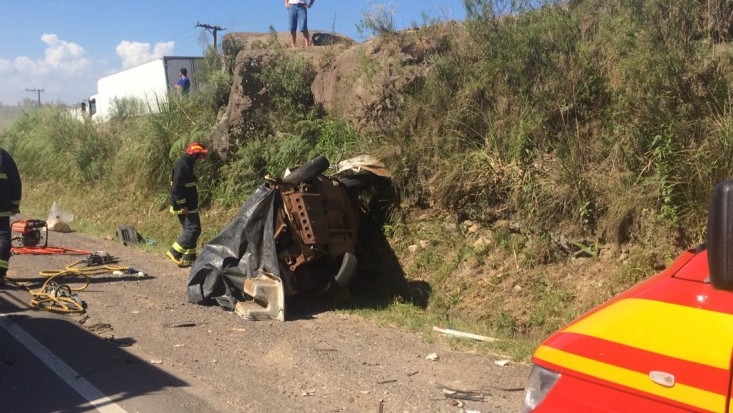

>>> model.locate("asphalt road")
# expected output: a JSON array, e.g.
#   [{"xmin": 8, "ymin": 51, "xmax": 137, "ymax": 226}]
[{"xmin": 0, "ymin": 285, "xmax": 219, "ymax": 413}]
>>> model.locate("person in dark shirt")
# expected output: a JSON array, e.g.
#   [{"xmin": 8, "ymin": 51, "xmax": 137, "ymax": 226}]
[
  {"xmin": 174, "ymin": 67, "xmax": 191, "ymax": 94},
  {"xmin": 0, "ymin": 148, "xmax": 21, "ymax": 283},
  {"xmin": 167, "ymin": 142, "xmax": 207, "ymax": 267}
]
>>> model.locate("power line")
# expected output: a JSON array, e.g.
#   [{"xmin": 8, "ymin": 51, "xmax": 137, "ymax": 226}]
[
  {"xmin": 195, "ymin": 22, "xmax": 226, "ymax": 51},
  {"xmin": 26, "ymin": 88, "xmax": 44, "ymax": 106}
]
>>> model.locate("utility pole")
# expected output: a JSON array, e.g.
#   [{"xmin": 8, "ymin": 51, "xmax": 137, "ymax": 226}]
[
  {"xmin": 196, "ymin": 22, "xmax": 226, "ymax": 51},
  {"xmin": 26, "ymin": 88, "xmax": 44, "ymax": 106}
]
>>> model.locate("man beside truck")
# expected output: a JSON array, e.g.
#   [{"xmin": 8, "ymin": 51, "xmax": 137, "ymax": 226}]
[{"xmin": 174, "ymin": 67, "xmax": 190, "ymax": 94}]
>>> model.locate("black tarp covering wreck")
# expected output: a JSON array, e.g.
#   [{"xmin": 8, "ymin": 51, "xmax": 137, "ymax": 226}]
[
  {"xmin": 186, "ymin": 155, "xmax": 392, "ymax": 321},
  {"xmin": 186, "ymin": 185, "xmax": 285, "ymax": 320}
]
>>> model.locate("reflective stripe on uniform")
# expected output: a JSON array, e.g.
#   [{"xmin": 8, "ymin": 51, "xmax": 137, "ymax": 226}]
[
  {"xmin": 169, "ymin": 207, "xmax": 198, "ymax": 215},
  {"xmin": 0, "ymin": 173, "xmax": 6, "ymax": 179},
  {"xmin": 0, "ymin": 260, "xmax": 8, "ymax": 269},
  {"xmin": 184, "ymin": 182, "xmax": 197, "ymax": 188}
]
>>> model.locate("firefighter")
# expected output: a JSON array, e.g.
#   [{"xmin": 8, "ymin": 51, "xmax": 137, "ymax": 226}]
[
  {"xmin": 167, "ymin": 142, "xmax": 208, "ymax": 268},
  {"xmin": 0, "ymin": 148, "xmax": 21, "ymax": 283}
]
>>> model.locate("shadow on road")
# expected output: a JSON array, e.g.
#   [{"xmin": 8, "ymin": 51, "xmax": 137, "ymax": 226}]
[{"xmin": 0, "ymin": 291, "xmax": 207, "ymax": 413}]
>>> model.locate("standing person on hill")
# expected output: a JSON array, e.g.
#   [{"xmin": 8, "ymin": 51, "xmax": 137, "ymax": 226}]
[
  {"xmin": 286, "ymin": 0, "xmax": 314, "ymax": 47},
  {"xmin": 167, "ymin": 142, "xmax": 208, "ymax": 268},
  {"xmin": 0, "ymin": 148, "xmax": 21, "ymax": 284},
  {"xmin": 174, "ymin": 67, "xmax": 191, "ymax": 94}
]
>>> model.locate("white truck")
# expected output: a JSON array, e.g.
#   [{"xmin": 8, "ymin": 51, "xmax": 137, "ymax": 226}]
[{"xmin": 86, "ymin": 56, "xmax": 202, "ymax": 121}]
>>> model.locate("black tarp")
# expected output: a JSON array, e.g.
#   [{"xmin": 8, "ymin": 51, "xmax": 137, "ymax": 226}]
[{"xmin": 186, "ymin": 184, "xmax": 281, "ymax": 310}]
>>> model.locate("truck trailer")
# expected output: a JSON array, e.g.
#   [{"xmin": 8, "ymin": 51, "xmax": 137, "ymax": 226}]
[{"xmin": 87, "ymin": 56, "xmax": 202, "ymax": 121}]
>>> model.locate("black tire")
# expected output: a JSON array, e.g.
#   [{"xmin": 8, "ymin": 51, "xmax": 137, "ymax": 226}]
[
  {"xmin": 283, "ymin": 156, "xmax": 330, "ymax": 184},
  {"xmin": 334, "ymin": 252, "xmax": 357, "ymax": 288}
]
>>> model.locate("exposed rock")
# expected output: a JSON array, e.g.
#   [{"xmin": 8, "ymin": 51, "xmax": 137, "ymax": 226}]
[
  {"xmin": 310, "ymin": 38, "xmax": 429, "ymax": 131},
  {"xmin": 211, "ymin": 28, "xmax": 452, "ymax": 158}
]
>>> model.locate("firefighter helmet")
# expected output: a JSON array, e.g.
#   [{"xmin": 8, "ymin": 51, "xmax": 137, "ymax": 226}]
[{"xmin": 185, "ymin": 142, "xmax": 208, "ymax": 158}]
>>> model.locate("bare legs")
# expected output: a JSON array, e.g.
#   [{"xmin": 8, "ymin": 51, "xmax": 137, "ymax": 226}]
[{"xmin": 291, "ymin": 30, "xmax": 310, "ymax": 47}]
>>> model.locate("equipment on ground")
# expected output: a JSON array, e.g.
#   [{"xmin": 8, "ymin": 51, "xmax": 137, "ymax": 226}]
[{"xmin": 11, "ymin": 219, "xmax": 48, "ymax": 248}]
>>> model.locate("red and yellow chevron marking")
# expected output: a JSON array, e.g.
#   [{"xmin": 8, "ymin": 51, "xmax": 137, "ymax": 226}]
[
  {"xmin": 535, "ymin": 345, "xmax": 725, "ymax": 412},
  {"xmin": 536, "ymin": 297, "xmax": 733, "ymax": 412}
]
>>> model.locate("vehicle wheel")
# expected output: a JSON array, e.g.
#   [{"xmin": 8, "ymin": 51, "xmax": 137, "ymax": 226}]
[
  {"xmin": 334, "ymin": 252, "xmax": 357, "ymax": 288},
  {"xmin": 283, "ymin": 156, "xmax": 330, "ymax": 184}
]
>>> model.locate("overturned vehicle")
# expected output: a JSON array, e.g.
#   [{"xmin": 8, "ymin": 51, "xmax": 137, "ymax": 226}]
[{"xmin": 186, "ymin": 155, "xmax": 391, "ymax": 321}]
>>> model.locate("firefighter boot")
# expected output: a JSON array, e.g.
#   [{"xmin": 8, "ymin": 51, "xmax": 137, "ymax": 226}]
[{"xmin": 167, "ymin": 251, "xmax": 190, "ymax": 268}]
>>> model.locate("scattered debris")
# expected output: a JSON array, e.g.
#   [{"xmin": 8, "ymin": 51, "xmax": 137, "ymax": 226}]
[
  {"xmin": 432, "ymin": 326, "xmax": 498, "ymax": 343},
  {"xmin": 377, "ymin": 379, "xmax": 397, "ymax": 384},
  {"xmin": 86, "ymin": 323, "xmax": 113, "ymax": 334},
  {"xmin": 150, "ymin": 359, "xmax": 163, "ymax": 364},
  {"xmin": 47, "ymin": 201, "xmax": 74, "ymax": 233},
  {"xmin": 112, "ymin": 268, "xmax": 146, "ymax": 277},
  {"xmin": 487, "ymin": 384, "xmax": 525, "ymax": 392},
  {"xmin": 436, "ymin": 383, "xmax": 486, "ymax": 402},
  {"xmin": 426, "ymin": 352, "xmax": 439, "ymax": 361},
  {"xmin": 163, "ymin": 322, "xmax": 197, "ymax": 328},
  {"xmin": 115, "ymin": 225, "xmax": 157, "ymax": 246},
  {"xmin": 106, "ymin": 337, "xmax": 134, "ymax": 347},
  {"xmin": 494, "ymin": 359, "xmax": 510, "ymax": 366},
  {"xmin": 116, "ymin": 225, "xmax": 142, "ymax": 246}
]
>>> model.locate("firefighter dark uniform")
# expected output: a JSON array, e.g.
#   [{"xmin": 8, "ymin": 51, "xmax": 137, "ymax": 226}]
[
  {"xmin": 0, "ymin": 148, "xmax": 22, "ymax": 281},
  {"xmin": 167, "ymin": 142, "xmax": 207, "ymax": 268}
]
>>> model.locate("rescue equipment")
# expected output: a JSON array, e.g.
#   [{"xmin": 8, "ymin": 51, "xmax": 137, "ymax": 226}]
[{"xmin": 11, "ymin": 219, "xmax": 48, "ymax": 248}]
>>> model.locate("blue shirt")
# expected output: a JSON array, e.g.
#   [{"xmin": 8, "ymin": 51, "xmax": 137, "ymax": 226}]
[{"xmin": 177, "ymin": 76, "xmax": 191, "ymax": 93}]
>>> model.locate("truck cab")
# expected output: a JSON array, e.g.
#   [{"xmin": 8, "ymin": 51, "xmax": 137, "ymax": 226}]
[{"xmin": 523, "ymin": 180, "xmax": 733, "ymax": 412}]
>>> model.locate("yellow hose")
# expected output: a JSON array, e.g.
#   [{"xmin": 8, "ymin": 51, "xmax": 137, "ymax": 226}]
[{"xmin": 8, "ymin": 260, "xmax": 131, "ymax": 314}]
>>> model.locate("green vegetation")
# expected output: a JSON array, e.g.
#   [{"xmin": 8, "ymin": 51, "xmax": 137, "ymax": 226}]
[{"xmin": 4, "ymin": 0, "xmax": 733, "ymax": 361}]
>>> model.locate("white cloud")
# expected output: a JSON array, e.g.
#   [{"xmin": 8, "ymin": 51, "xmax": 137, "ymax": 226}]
[
  {"xmin": 116, "ymin": 40, "xmax": 175, "ymax": 68},
  {"xmin": 0, "ymin": 33, "xmax": 95, "ymax": 105},
  {"xmin": 0, "ymin": 34, "xmax": 176, "ymax": 105}
]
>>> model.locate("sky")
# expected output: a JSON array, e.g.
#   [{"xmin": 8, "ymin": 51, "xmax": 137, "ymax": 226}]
[{"xmin": 0, "ymin": 0, "xmax": 468, "ymax": 106}]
